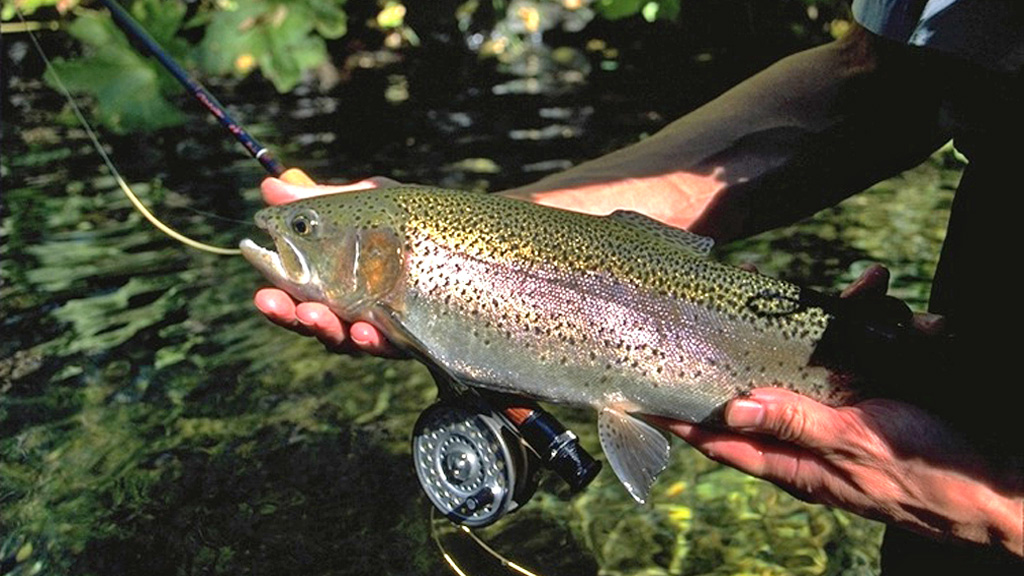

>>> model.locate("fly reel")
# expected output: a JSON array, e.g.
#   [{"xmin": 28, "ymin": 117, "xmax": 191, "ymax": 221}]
[
  {"xmin": 412, "ymin": 401, "xmax": 538, "ymax": 527},
  {"xmin": 412, "ymin": 393, "xmax": 602, "ymax": 527}
]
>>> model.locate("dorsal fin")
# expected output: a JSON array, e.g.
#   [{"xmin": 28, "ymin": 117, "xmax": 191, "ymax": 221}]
[{"xmin": 609, "ymin": 210, "xmax": 714, "ymax": 257}]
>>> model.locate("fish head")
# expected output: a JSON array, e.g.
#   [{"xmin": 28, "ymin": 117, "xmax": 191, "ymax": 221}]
[{"xmin": 240, "ymin": 192, "xmax": 407, "ymax": 319}]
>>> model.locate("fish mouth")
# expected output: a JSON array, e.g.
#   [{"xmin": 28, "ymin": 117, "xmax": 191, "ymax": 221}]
[{"xmin": 240, "ymin": 231, "xmax": 312, "ymax": 288}]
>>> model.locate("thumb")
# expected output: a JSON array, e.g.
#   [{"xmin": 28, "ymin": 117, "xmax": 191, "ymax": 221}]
[{"xmin": 725, "ymin": 388, "xmax": 853, "ymax": 452}]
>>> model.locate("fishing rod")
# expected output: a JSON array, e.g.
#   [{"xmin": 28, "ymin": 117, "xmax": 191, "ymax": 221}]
[
  {"xmin": 90, "ymin": 1, "xmax": 601, "ymax": 562},
  {"xmin": 95, "ymin": 0, "xmax": 314, "ymax": 186},
  {"xmin": 98, "ymin": 0, "xmax": 603, "ymax": 528}
]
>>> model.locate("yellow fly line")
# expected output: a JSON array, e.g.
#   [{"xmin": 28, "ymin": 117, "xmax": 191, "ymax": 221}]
[
  {"xmin": 17, "ymin": 7, "xmax": 241, "ymax": 257},
  {"xmin": 21, "ymin": 10, "xmax": 560, "ymax": 575},
  {"xmin": 430, "ymin": 509, "xmax": 545, "ymax": 576}
]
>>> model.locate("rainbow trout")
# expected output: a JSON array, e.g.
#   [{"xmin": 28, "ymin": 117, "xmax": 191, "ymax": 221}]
[{"xmin": 241, "ymin": 187, "xmax": 891, "ymax": 503}]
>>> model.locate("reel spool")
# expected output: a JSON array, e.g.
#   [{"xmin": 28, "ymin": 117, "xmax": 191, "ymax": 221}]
[{"xmin": 412, "ymin": 402, "xmax": 539, "ymax": 527}]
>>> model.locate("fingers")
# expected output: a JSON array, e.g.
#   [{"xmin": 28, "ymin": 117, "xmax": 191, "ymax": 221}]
[
  {"xmin": 912, "ymin": 312, "xmax": 946, "ymax": 336},
  {"xmin": 253, "ymin": 288, "xmax": 403, "ymax": 357},
  {"xmin": 255, "ymin": 176, "xmax": 404, "ymax": 357},
  {"xmin": 838, "ymin": 264, "xmax": 948, "ymax": 336},
  {"xmin": 261, "ymin": 177, "xmax": 401, "ymax": 205},
  {"xmin": 279, "ymin": 168, "xmax": 317, "ymax": 186},
  {"xmin": 840, "ymin": 263, "xmax": 890, "ymax": 298},
  {"xmin": 653, "ymin": 387, "xmax": 857, "ymax": 455},
  {"xmin": 348, "ymin": 321, "xmax": 404, "ymax": 358},
  {"xmin": 723, "ymin": 388, "xmax": 857, "ymax": 452},
  {"xmin": 254, "ymin": 287, "xmax": 306, "ymax": 330},
  {"xmin": 362, "ymin": 176, "xmax": 402, "ymax": 188},
  {"xmin": 294, "ymin": 301, "xmax": 346, "ymax": 348},
  {"xmin": 649, "ymin": 415, "xmax": 828, "ymax": 494},
  {"xmin": 650, "ymin": 389, "xmax": 859, "ymax": 500},
  {"xmin": 254, "ymin": 288, "xmax": 343, "ymax": 344}
]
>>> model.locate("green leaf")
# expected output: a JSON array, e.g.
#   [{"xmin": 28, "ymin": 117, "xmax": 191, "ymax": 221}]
[
  {"xmin": 129, "ymin": 0, "xmax": 186, "ymax": 46},
  {"xmin": 595, "ymin": 0, "xmax": 678, "ymax": 21},
  {"xmin": 2, "ymin": 0, "xmax": 64, "ymax": 20},
  {"xmin": 306, "ymin": 0, "xmax": 348, "ymax": 39},
  {"xmin": 46, "ymin": 10, "xmax": 185, "ymax": 133},
  {"xmin": 198, "ymin": 2, "xmax": 271, "ymax": 75},
  {"xmin": 65, "ymin": 8, "xmax": 124, "ymax": 46},
  {"xmin": 197, "ymin": 1, "xmax": 329, "ymax": 92},
  {"xmin": 261, "ymin": 25, "xmax": 327, "ymax": 92},
  {"xmin": 595, "ymin": 0, "xmax": 645, "ymax": 20},
  {"xmin": 126, "ymin": 0, "xmax": 193, "ymax": 95}
]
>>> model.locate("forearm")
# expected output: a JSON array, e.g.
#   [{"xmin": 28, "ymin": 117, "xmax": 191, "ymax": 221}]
[
  {"xmin": 967, "ymin": 483, "xmax": 1023, "ymax": 559},
  {"xmin": 899, "ymin": 464, "xmax": 1022, "ymax": 559},
  {"xmin": 502, "ymin": 25, "xmax": 949, "ymax": 241}
]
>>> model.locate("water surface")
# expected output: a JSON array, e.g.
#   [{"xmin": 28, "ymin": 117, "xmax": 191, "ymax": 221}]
[{"xmin": 1, "ymin": 17, "xmax": 960, "ymax": 576}]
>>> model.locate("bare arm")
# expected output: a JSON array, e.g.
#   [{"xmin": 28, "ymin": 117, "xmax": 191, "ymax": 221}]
[
  {"xmin": 256, "ymin": 24, "xmax": 951, "ymax": 357},
  {"xmin": 503, "ymin": 24, "xmax": 950, "ymax": 241}
]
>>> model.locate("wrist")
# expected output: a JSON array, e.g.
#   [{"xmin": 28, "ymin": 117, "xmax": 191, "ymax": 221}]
[
  {"xmin": 975, "ymin": 485, "xmax": 1023, "ymax": 559},
  {"xmin": 907, "ymin": 466, "xmax": 1023, "ymax": 559}
]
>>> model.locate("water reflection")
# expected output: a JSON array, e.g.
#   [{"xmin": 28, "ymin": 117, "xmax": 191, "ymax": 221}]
[{"xmin": 0, "ymin": 20, "xmax": 959, "ymax": 575}]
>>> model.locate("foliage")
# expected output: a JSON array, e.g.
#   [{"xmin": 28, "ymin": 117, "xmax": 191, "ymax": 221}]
[
  {"xmin": 8, "ymin": 0, "xmax": 853, "ymax": 133},
  {"xmin": 7, "ymin": 5, "xmax": 965, "ymax": 565},
  {"xmin": 16, "ymin": 0, "xmax": 349, "ymax": 132},
  {"xmin": 594, "ymin": 0, "xmax": 680, "ymax": 22},
  {"xmin": 197, "ymin": 0, "xmax": 346, "ymax": 92},
  {"xmin": 0, "ymin": 0, "xmax": 76, "ymax": 21},
  {"xmin": 45, "ymin": 2, "xmax": 187, "ymax": 133}
]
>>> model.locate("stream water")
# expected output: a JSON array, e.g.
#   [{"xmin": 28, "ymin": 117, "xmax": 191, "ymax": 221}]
[{"xmin": 1, "ymin": 12, "xmax": 961, "ymax": 576}]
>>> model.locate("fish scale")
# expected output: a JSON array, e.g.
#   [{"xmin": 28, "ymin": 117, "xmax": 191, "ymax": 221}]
[{"xmin": 241, "ymin": 186, "xmax": 864, "ymax": 502}]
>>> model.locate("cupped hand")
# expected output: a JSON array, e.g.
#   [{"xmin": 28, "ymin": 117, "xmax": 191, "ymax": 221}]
[
  {"xmin": 651, "ymin": 265, "xmax": 1023, "ymax": 556},
  {"xmin": 253, "ymin": 176, "xmax": 404, "ymax": 357}
]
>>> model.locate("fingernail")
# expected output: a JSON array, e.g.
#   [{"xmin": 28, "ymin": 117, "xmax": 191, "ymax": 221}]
[
  {"xmin": 726, "ymin": 399, "xmax": 764, "ymax": 428},
  {"xmin": 349, "ymin": 323, "xmax": 375, "ymax": 347}
]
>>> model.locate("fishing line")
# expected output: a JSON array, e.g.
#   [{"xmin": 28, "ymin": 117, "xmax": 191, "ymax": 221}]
[
  {"xmin": 16, "ymin": 10, "xmax": 557, "ymax": 575},
  {"xmin": 430, "ymin": 509, "xmax": 544, "ymax": 576},
  {"xmin": 15, "ymin": 7, "xmax": 242, "ymax": 256},
  {"xmin": 173, "ymin": 206, "xmax": 251, "ymax": 226}
]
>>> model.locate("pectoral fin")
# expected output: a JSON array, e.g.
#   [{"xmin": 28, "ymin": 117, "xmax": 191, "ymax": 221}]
[{"xmin": 597, "ymin": 407, "xmax": 670, "ymax": 504}]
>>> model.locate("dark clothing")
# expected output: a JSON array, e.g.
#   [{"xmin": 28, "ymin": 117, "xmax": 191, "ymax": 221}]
[
  {"xmin": 852, "ymin": 0, "xmax": 1024, "ymax": 73},
  {"xmin": 852, "ymin": 1, "xmax": 1023, "ymax": 573},
  {"xmin": 881, "ymin": 153, "xmax": 1024, "ymax": 575}
]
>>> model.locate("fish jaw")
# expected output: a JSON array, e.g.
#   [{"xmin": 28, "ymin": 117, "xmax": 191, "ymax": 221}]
[{"xmin": 240, "ymin": 214, "xmax": 317, "ymax": 302}]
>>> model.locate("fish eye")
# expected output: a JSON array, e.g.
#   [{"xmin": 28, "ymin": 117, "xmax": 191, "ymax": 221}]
[{"xmin": 290, "ymin": 210, "xmax": 318, "ymax": 236}]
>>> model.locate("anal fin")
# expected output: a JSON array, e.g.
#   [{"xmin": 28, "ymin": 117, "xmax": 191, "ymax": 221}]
[{"xmin": 597, "ymin": 407, "xmax": 670, "ymax": 504}]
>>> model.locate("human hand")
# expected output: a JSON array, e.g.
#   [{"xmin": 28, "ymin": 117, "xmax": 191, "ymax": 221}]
[
  {"xmin": 651, "ymin": 265, "xmax": 1023, "ymax": 557},
  {"xmin": 653, "ymin": 390, "xmax": 1021, "ymax": 556},
  {"xmin": 253, "ymin": 176, "xmax": 404, "ymax": 357}
]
